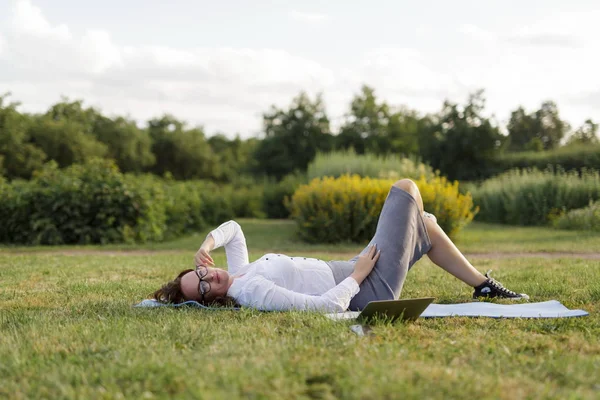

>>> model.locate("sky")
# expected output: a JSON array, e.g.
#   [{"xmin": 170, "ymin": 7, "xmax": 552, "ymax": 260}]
[{"xmin": 0, "ymin": 0, "xmax": 599, "ymax": 138}]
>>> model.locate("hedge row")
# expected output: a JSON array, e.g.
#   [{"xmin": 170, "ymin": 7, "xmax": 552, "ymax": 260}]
[
  {"xmin": 470, "ymin": 168, "xmax": 600, "ymax": 226},
  {"xmin": 487, "ymin": 144, "xmax": 600, "ymax": 178},
  {"xmin": 287, "ymin": 174, "xmax": 476, "ymax": 243},
  {"xmin": 307, "ymin": 150, "xmax": 435, "ymax": 181},
  {"xmin": 0, "ymin": 160, "xmax": 163, "ymax": 245},
  {"xmin": 0, "ymin": 160, "xmax": 479, "ymax": 245},
  {"xmin": 554, "ymin": 201, "xmax": 600, "ymax": 232},
  {"xmin": 0, "ymin": 160, "xmax": 268, "ymax": 245},
  {"xmin": 262, "ymin": 173, "xmax": 307, "ymax": 219}
]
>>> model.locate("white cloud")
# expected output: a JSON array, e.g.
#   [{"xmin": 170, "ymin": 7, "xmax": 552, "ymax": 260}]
[
  {"xmin": 353, "ymin": 47, "xmax": 466, "ymax": 112},
  {"xmin": 453, "ymin": 12, "xmax": 600, "ymax": 125},
  {"xmin": 513, "ymin": 10, "xmax": 600, "ymax": 46},
  {"xmin": 80, "ymin": 30, "xmax": 123, "ymax": 73},
  {"xmin": 505, "ymin": 11, "xmax": 598, "ymax": 49},
  {"xmin": 0, "ymin": 1, "xmax": 337, "ymax": 135},
  {"xmin": 288, "ymin": 10, "xmax": 329, "ymax": 23},
  {"xmin": 458, "ymin": 24, "xmax": 496, "ymax": 42},
  {"xmin": 1, "ymin": 0, "xmax": 599, "ymax": 137},
  {"xmin": 506, "ymin": 33, "xmax": 582, "ymax": 48},
  {"xmin": 3, "ymin": 0, "xmax": 121, "ymax": 77},
  {"xmin": 12, "ymin": 0, "xmax": 70, "ymax": 39}
]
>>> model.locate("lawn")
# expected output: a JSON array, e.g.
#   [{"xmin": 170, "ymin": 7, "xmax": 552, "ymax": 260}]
[
  {"xmin": 1, "ymin": 220, "xmax": 599, "ymax": 399},
  {"xmin": 4, "ymin": 220, "xmax": 600, "ymax": 255}
]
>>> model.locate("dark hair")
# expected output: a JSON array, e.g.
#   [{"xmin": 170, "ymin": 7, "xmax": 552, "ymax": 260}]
[
  {"xmin": 153, "ymin": 268, "xmax": 240, "ymax": 308},
  {"xmin": 152, "ymin": 269, "xmax": 193, "ymax": 304}
]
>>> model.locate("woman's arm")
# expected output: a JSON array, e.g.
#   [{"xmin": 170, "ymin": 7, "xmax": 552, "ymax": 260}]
[
  {"xmin": 195, "ymin": 220, "xmax": 249, "ymax": 275},
  {"xmin": 235, "ymin": 275, "xmax": 360, "ymax": 313}
]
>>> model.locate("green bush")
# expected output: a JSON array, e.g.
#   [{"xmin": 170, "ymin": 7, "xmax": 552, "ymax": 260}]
[
  {"xmin": 134, "ymin": 177, "xmax": 266, "ymax": 238},
  {"xmin": 554, "ymin": 201, "xmax": 600, "ymax": 232},
  {"xmin": 158, "ymin": 178, "xmax": 206, "ymax": 240},
  {"xmin": 262, "ymin": 173, "xmax": 307, "ymax": 219},
  {"xmin": 0, "ymin": 160, "xmax": 269, "ymax": 245},
  {"xmin": 195, "ymin": 182, "xmax": 265, "ymax": 226},
  {"xmin": 471, "ymin": 168, "xmax": 600, "ymax": 226},
  {"xmin": 307, "ymin": 149, "xmax": 435, "ymax": 181},
  {"xmin": 489, "ymin": 144, "xmax": 600, "ymax": 178},
  {"xmin": 0, "ymin": 178, "xmax": 16, "ymax": 243},
  {"xmin": 288, "ymin": 175, "xmax": 476, "ymax": 243},
  {"xmin": 230, "ymin": 186, "xmax": 266, "ymax": 220},
  {"xmin": 0, "ymin": 160, "xmax": 167, "ymax": 245}
]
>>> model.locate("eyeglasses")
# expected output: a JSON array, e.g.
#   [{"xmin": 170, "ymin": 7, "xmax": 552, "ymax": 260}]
[{"xmin": 195, "ymin": 265, "xmax": 211, "ymax": 301}]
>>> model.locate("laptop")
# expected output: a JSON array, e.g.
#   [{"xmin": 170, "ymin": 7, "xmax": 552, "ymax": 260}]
[
  {"xmin": 327, "ymin": 297, "xmax": 435, "ymax": 323},
  {"xmin": 357, "ymin": 297, "xmax": 435, "ymax": 323}
]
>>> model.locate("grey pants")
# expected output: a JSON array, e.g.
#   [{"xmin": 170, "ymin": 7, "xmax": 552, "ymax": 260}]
[{"xmin": 327, "ymin": 186, "xmax": 432, "ymax": 311}]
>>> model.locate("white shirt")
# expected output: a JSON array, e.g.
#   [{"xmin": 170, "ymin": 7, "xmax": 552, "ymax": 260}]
[{"xmin": 207, "ymin": 220, "xmax": 360, "ymax": 312}]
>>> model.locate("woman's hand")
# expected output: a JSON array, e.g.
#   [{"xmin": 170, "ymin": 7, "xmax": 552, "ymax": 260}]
[
  {"xmin": 351, "ymin": 244, "xmax": 381, "ymax": 284},
  {"xmin": 195, "ymin": 235, "xmax": 216, "ymax": 266},
  {"xmin": 194, "ymin": 244, "xmax": 214, "ymax": 267}
]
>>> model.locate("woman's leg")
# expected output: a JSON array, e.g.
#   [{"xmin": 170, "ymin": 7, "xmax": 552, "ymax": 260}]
[
  {"xmin": 423, "ymin": 218, "xmax": 486, "ymax": 287},
  {"xmin": 347, "ymin": 182, "xmax": 432, "ymax": 310},
  {"xmin": 392, "ymin": 179, "xmax": 486, "ymax": 287}
]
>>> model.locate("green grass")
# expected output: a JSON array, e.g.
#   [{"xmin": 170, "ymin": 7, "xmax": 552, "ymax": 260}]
[
  {"xmin": 1, "ymin": 221, "xmax": 600, "ymax": 399},
  {"xmin": 3, "ymin": 219, "xmax": 600, "ymax": 255},
  {"xmin": 456, "ymin": 222, "xmax": 600, "ymax": 254}
]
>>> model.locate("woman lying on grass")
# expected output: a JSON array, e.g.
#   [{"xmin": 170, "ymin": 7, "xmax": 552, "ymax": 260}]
[{"xmin": 153, "ymin": 179, "xmax": 529, "ymax": 311}]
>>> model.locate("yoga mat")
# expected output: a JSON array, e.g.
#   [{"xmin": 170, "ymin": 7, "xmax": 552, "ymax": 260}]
[
  {"xmin": 135, "ymin": 299, "xmax": 588, "ymax": 319},
  {"xmin": 325, "ymin": 300, "xmax": 588, "ymax": 320}
]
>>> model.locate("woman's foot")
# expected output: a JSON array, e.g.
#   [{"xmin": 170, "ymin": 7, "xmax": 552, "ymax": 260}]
[{"xmin": 473, "ymin": 271, "xmax": 530, "ymax": 300}]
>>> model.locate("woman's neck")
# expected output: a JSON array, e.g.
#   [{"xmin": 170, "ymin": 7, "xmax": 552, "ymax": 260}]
[{"xmin": 227, "ymin": 274, "xmax": 238, "ymax": 290}]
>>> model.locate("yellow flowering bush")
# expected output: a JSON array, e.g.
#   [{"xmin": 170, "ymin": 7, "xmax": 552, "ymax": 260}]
[
  {"xmin": 287, "ymin": 174, "xmax": 477, "ymax": 243},
  {"xmin": 414, "ymin": 175, "xmax": 478, "ymax": 238}
]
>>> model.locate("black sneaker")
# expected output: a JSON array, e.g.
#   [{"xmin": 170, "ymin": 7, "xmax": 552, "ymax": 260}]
[{"xmin": 473, "ymin": 271, "xmax": 529, "ymax": 300}]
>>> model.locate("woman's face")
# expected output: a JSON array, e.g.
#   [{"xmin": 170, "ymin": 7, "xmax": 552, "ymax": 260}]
[{"xmin": 180, "ymin": 266, "xmax": 231, "ymax": 303}]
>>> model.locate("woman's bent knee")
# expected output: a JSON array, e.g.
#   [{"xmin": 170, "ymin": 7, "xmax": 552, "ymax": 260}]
[{"xmin": 392, "ymin": 179, "xmax": 419, "ymax": 196}]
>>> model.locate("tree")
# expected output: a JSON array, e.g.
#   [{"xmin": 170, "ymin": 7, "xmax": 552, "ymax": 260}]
[
  {"xmin": 419, "ymin": 90, "xmax": 504, "ymax": 181},
  {"xmin": 31, "ymin": 98, "xmax": 158, "ymax": 173},
  {"xmin": 253, "ymin": 92, "xmax": 334, "ymax": 179},
  {"xmin": 93, "ymin": 116, "xmax": 155, "ymax": 173},
  {"xmin": 337, "ymin": 86, "xmax": 389, "ymax": 155},
  {"xmin": 387, "ymin": 108, "xmax": 423, "ymax": 155},
  {"xmin": 507, "ymin": 101, "xmax": 569, "ymax": 151},
  {"xmin": 46, "ymin": 99, "xmax": 99, "ymax": 132},
  {"xmin": 337, "ymin": 86, "xmax": 422, "ymax": 156},
  {"xmin": 507, "ymin": 107, "xmax": 537, "ymax": 151},
  {"xmin": 25, "ymin": 99, "xmax": 111, "ymax": 168},
  {"xmin": 148, "ymin": 115, "xmax": 215, "ymax": 180},
  {"xmin": 534, "ymin": 101, "xmax": 569, "ymax": 149},
  {"xmin": 28, "ymin": 115, "xmax": 107, "ymax": 168},
  {"xmin": 207, "ymin": 134, "xmax": 258, "ymax": 182},
  {"xmin": 566, "ymin": 119, "xmax": 599, "ymax": 146},
  {"xmin": 0, "ymin": 94, "xmax": 47, "ymax": 179}
]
